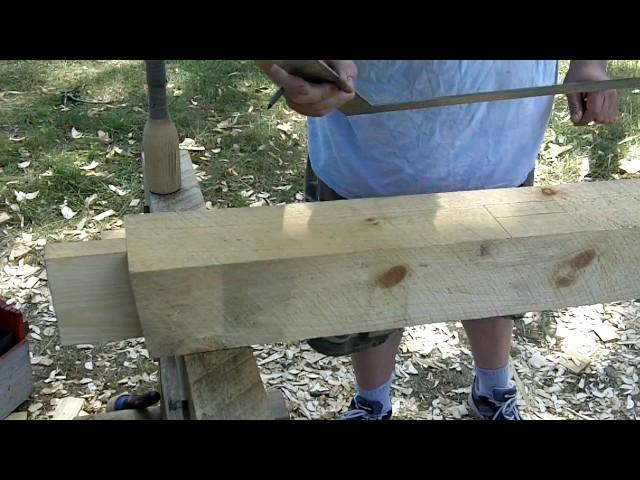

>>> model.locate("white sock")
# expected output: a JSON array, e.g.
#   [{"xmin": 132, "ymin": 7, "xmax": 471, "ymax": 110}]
[{"xmin": 356, "ymin": 374, "xmax": 394, "ymax": 411}]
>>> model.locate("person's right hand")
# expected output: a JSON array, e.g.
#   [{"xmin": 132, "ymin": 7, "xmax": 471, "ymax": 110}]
[{"xmin": 256, "ymin": 60, "xmax": 358, "ymax": 117}]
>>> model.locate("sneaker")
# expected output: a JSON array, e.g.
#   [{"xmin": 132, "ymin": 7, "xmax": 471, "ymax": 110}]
[
  {"xmin": 468, "ymin": 377, "xmax": 522, "ymax": 420},
  {"xmin": 341, "ymin": 395, "xmax": 393, "ymax": 420},
  {"xmin": 308, "ymin": 329, "xmax": 400, "ymax": 357}
]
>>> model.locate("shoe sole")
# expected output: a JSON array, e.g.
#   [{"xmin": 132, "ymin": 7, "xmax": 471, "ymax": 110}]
[{"xmin": 467, "ymin": 392, "xmax": 488, "ymax": 420}]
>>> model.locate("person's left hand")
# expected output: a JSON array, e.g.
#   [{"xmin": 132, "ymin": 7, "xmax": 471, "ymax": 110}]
[{"xmin": 564, "ymin": 61, "xmax": 619, "ymax": 126}]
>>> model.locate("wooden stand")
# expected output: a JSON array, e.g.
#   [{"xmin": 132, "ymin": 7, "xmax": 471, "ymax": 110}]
[
  {"xmin": 143, "ymin": 151, "xmax": 286, "ymax": 420},
  {"xmin": 67, "ymin": 60, "xmax": 288, "ymax": 421}
]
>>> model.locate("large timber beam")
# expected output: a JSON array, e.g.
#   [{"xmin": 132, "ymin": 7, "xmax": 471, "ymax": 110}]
[
  {"xmin": 46, "ymin": 178, "xmax": 640, "ymax": 357},
  {"xmin": 46, "ymin": 237, "xmax": 142, "ymax": 344}
]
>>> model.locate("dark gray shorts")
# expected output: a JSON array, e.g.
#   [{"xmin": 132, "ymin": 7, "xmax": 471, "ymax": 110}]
[{"xmin": 304, "ymin": 158, "xmax": 535, "ymax": 201}]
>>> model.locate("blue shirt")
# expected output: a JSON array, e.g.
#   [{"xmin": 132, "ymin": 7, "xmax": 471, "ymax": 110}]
[{"xmin": 307, "ymin": 60, "xmax": 558, "ymax": 199}]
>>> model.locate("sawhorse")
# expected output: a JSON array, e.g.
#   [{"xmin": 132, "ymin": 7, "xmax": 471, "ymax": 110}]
[{"xmin": 76, "ymin": 60, "xmax": 289, "ymax": 420}]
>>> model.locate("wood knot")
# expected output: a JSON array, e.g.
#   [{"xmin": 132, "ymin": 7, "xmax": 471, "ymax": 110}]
[
  {"xmin": 365, "ymin": 217, "xmax": 380, "ymax": 226},
  {"xmin": 553, "ymin": 248, "xmax": 598, "ymax": 288},
  {"xmin": 541, "ymin": 187, "xmax": 558, "ymax": 196},
  {"xmin": 376, "ymin": 265, "xmax": 408, "ymax": 289}
]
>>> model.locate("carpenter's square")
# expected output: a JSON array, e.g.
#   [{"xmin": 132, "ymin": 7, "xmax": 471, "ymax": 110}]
[{"xmin": 266, "ymin": 60, "xmax": 640, "ymax": 116}]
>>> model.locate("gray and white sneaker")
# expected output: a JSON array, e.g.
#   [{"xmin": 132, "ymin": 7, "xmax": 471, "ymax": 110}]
[
  {"xmin": 341, "ymin": 395, "xmax": 393, "ymax": 420},
  {"xmin": 468, "ymin": 377, "xmax": 522, "ymax": 420}
]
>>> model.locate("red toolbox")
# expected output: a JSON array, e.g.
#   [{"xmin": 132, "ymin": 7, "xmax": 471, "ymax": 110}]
[{"xmin": 0, "ymin": 299, "xmax": 33, "ymax": 419}]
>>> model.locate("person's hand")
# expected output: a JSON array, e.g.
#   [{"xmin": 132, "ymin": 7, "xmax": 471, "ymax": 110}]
[
  {"xmin": 256, "ymin": 60, "xmax": 358, "ymax": 117},
  {"xmin": 564, "ymin": 60, "xmax": 618, "ymax": 126}
]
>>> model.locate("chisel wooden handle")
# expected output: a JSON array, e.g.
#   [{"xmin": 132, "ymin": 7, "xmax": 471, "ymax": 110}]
[{"xmin": 142, "ymin": 60, "xmax": 181, "ymax": 195}]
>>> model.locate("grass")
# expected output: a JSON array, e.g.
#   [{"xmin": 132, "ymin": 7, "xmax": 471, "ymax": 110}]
[
  {"xmin": 537, "ymin": 60, "xmax": 640, "ymax": 185},
  {"xmin": 1, "ymin": 59, "xmax": 640, "ymax": 238},
  {"xmin": 0, "ymin": 60, "xmax": 307, "ymax": 235}
]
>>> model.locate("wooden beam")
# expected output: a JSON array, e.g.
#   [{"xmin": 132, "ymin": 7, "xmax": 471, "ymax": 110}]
[
  {"xmin": 46, "ymin": 238, "xmax": 142, "ymax": 345},
  {"xmin": 47, "ymin": 179, "xmax": 640, "ymax": 356},
  {"xmin": 122, "ymin": 178, "xmax": 640, "ymax": 357},
  {"xmin": 0, "ymin": 341, "xmax": 32, "ymax": 420}
]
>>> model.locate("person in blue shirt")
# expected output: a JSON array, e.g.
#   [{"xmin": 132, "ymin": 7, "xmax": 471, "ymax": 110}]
[{"xmin": 257, "ymin": 60, "xmax": 618, "ymax": 420}]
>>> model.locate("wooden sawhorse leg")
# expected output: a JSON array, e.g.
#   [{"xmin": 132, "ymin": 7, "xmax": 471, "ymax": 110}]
[{"xmin": 145, "ymin": 150, "xmax": 288, "ymax": 420}]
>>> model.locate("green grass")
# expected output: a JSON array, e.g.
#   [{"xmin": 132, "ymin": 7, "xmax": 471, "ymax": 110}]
[
  {"xmin": 0, "ymin": 60, "xmax": 306, "ymax": 233},
  {"xmin": 537, "ymin": 60, "xmax": 640, "ymax": 185},
  {"xmin": 1, "ymin": 60, "xmax": 640, "ymax": 237}
]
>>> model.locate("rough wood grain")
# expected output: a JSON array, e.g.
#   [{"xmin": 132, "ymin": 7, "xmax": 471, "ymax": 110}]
[
  {"xmin": 47, "ymin": 179, "xmax": 640, "ymax": 358},
  {"xmin": 183, "ymin": 347, "xmax": 271, "ymax": 420},
  {"xmin": 123, "ymin": 179, "xmax": 640, "ymax": 356},
  {"xmin": 45, "ymin": 238, "xmax": 142, "ymax": 345}
]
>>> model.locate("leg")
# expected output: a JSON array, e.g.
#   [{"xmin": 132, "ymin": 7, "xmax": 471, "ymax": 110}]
[
  {"xmin": 338, "ymin": 332, "xmax": 402, "ymax": 420},
  {"xmin": 352, "ymin": 330, "xmax": 402, "ymax": 390},
  {"xmin": 464, "ymin": 316, "xmax": 521, "ymax": 420},
  {"xmin": 462, "ymin": 316, "xmax": 513, "ymax": 369}
]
